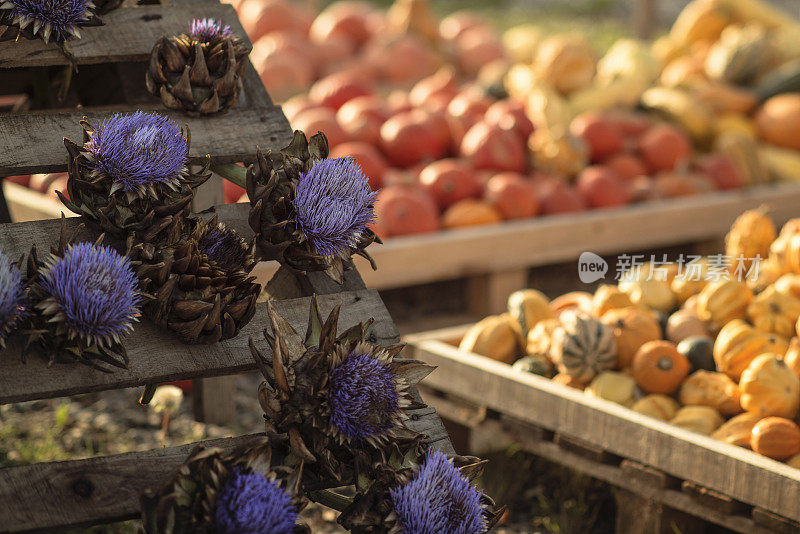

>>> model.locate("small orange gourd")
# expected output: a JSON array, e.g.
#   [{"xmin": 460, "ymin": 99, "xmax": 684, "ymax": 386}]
[
  {"xmin": 746, "ymin": 286, "xmax": 800, "ymax": 338},
  {"xmin": 739, "ymin": 354, "xmax": 800, "ymax": 418},
  {"xmin": 711, "ymin": 412, "xmax": 763, "ymax": 448},
  {"xmin": 751, "ymin": 417, "xmax": 800, "ymax": 460},
  {"xmin": 632, "ymin": 340, "xmax": 690, "ymax": 394},
  {"xmin": 600, "ymin": 307, "xmax": 662, "ymax": 368},
  {"xmin": 678, "ymin": 370, "xmax": 742, "ymax": 415},
  {"xmin": 697, "ymin": 279, "xmax": 753, "ymax": 328}
]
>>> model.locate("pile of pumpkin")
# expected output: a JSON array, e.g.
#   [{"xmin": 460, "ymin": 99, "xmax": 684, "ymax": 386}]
[{"xmin": 459, "ymin": 208, "xmax": 800, "ymax": 464}]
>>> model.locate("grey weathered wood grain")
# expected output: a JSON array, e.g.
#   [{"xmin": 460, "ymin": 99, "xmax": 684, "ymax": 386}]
[
  {"xmin": 0, "ymin": 433, "xmax": 263, "ymax": 533},
  {"xmin": 0, "ymin": 290, "xmax": 397, "ymax": 404},
  {"xmin": 406, "ymin": 331, "xmax": 800, "ymax": 522},
  {"xmin": 0, "ymin": 106, "xmax": 292, "ymax": 176},
  {"xmin": 0, "ymin": 4, "xmax": 249, "ymax": 68}
]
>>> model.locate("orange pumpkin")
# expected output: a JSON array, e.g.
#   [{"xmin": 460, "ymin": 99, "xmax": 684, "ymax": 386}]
[
  {"xmin": 679, "ymin": 370, "xmax": 742, "ymax": 415},
  {"xmin": 666, "ymin": 309, "xmax": 709, "ymax": 344},
  {"xmin": 739, "ymin": 354, "xmax": 800, "ymax": 418},
  {"xmin": 751, "ymin": 417, "xmax": 800, "ymax": 460},
  {"xmin": 747, "ymin": 286, "xmax": 800, "ymax": 338},
  {"xmin": 593, "ymin": 284, "xmax": 634, "ymax": 317},
  {"xmin": 442, "ymin": 199, "xmax": 503, "ymax": 229},
  {"xmin": 725, "ymin": 208, "xmax": 776, "ymax": 272},
  {"xmin": 550, "ymin": 291, "xmax": 593, "ymax": 316},
  {"xmin": 755, "ymin": 93, "xmax": 800, "ymax": 151},
  {"xmin": 601, "ymin": 307, "xmax": 661, "ymax": 368},
  {"xmin": 484, "ymin": 172, "xmax": 540, "ymax": 220},
  {"xmin": 373, "ymin": 186, "xmax": 439, "ymax": 238},
  {"xmin": 713, "ymin": 320, "xmax": 789, "ymax": 381},
  {"xmin": 711, "ymin": 412, "xmax": 763, "ymax": 448},
  {"xmin": 632, "ymin": 341, "xmax": 690, "ymax": 394}
]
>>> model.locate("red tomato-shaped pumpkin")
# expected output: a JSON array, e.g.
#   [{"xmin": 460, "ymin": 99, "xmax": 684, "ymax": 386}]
[
  {"xmin": 292, "ymin": 107, "xmax": 348, "ymax": 149},
  {"xmin": 460, "ymin": 121, "xmax": 526, "ymax": 173},
  {"xmin": 329, "ymin": 142, "xmax": 388, "ymax": 190},
  {"xmin": 576, "ymin": 165, "xmax": 631, "ymax": 208},
  {"xmin": 309, "ymin": 71, "xmax": 373, "ymax": 111},
  {"xmin": 373, "ymin": 185, "xmax": 440, "ymax": 238},
  {"xmin": 380, "ymin": 110, "xmax": 447, "ymax": 168},
  {"xmin": 484, "ymin": 172, "xmax": 539, "ymax": 220},
  {"xmin": 484, "ymin": 99, "xmax": 535, "ymax": 141},
  {"xmin": 418, "ymin": 158, "xmax": 482, "ymax": 210},
  {"xmin": 638, "ymin": 124, "xmax": 692, "ymax": 173},
  {"xmin": 335, "ymin": 95, "xmax": 388, "ymax": 145},
  {"xmin": 696, "ymin": 154, "xmax": 744, "ymax": 190},
  {"xmin": 604, "ymin": 153, "xmax": 648, "ymax": 181},
  {"xmin": 569, "ymin": 112, "xmax": 625, "ymax": 162}
]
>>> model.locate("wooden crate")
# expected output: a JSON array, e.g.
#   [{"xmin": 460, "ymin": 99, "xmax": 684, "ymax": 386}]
[
  {"xmin": 254, "ymin": 182, "xmax": 800, "ymax": 317},
  {"xmin": 405, "ymin": 325, "xmax": 800, "ymax": 533},
  {"xmin": 0, "ymin": 207, "xmax": 454, "ymax": 533}
]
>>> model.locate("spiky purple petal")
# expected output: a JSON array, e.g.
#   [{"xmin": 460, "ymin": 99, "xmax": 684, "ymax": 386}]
[
  {"xmin": 328, "ymin": 350, "xmax": 399, "ymax": 441},
  {"xmin": 198, "ymin": 225, "xmax": 249, "ymax": 272},
  {"xmin": 7, "ymin": 0, "xmax": 91, "ymax": 42},
  {"xmin": 0, "ymin": 250, "xmax": 26, "ymax": 342},
  {"xmin": 189, "ymin": 18, "xmax": 233, "ymax": 42},
  {"xmin": 390, "ymin": 449, "xmax": 487, "ymax": 534},
  {"xmin": 38, "ymin": 242, "xmax": 140, "ymax": 343},
  {"xmin": 85, "ymin": 111, "xmax": 188, "ymax": 193},
  {"xmin": 291, "ymin": 158, "xmax": 377, "ymax": 258},
  {"xmin": 215, "ymin": 467, "xmax": 298, "ymax": 534}
]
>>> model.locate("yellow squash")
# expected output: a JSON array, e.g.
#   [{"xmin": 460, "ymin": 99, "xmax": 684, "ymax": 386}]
[
  {"xmin": 679, "ymin": 370, "xmax": 743, "ymax": 415},
  {"xmin": 670, "ymin": 406, "xmax": 725, "ymax": 435},
  {"xmin": 739, "ymin": 353, "xmax": 800, "ymax": 418},
  {"xmin": 746, "ymin": 286, "xmax": 800, "ymax": 337},
  {"xmin": 697, "ymin": 279, "xmax": 753, "ymax": 327}
]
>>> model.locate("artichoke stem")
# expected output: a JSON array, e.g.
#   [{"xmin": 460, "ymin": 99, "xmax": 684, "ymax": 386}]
[
  {"xmin": 139, "ymin": 383, "xmax": 158, "ymax": 405},
  {"xmin": 307, "ymin": 489, "xmax": 353, "ymax": 512},
  {"xmin": 211, "ymin": 163, "xmax": 247, "ymax": 189}
]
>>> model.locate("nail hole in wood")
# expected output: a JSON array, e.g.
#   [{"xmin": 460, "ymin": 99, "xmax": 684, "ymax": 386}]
[{"xmin": 71, "ymin": 477, "xmax": 94, "ymax": 499}]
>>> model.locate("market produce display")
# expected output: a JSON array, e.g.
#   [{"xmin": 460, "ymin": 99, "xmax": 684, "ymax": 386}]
[{"xmin": 458, "ymin": 208, "xmax": 800, "ymax": 465}]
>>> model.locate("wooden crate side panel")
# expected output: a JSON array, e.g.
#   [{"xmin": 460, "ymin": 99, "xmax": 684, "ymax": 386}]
[
  {"xmin": 263, "ymin": 184, "xmax": 800, "ymax": 290},
  {"xmin": 407, "ymin": 339, "xmax": 800, "ymax": 522},
  {"xmin": 0, "ymin": 5, "xmax": 249, "ymax": 68},
  {"xmin": 0, "ymin": 107, "xmax": 292, "ymax": 176},
  {"xmin": 0, "ymin": 290, "xmax": 396, "ymax": 404}
]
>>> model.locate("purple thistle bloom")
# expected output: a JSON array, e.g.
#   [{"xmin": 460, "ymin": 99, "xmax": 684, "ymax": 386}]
[
  {"xmin": 390, "ymin": 449, "xmax": 487, "ymax": 534},
  {"xmin": 0, "ymin": 250, "xmax": 26, "ymax": 343},
  {"xmin": 291, "ymin": 158, "xmax": 377, "ymax": 258},
  {"xmin": 38, "ymin": 243, "xmax": 140, "ymax": 345},
  {"xmin": 198, "ymin": 224, "xmax": 248, "ymax": 273},
  {"xmin": 215, "ymin": 467, "xmax": 298, "ymax": 534},
  {"xmin": 86, "ymin": 111, "xmax": 188, "ymax": 194},
  {"xmin": 4, "ymin": 0, "xmax": 92, "ymax": 42},
  {"xmin": 189, "ymin": 18, "xmax": 233, "ymax": 42},
  {"xmin": 328, "ymin": 350, "xmax": 399, "ymax": 440}
]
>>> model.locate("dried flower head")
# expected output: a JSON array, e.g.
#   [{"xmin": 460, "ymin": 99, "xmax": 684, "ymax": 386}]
[
  {"xmin": 328, "ymin": 350, "xmax": 400, "ymax": 441},
  {"xmin": 389, "ymin": 449, "xmax": 487, "ymax": 534},
  {"xmin": 1, "ymin": 0, "xmax": 93, "ymax": 43},
  {"xmin": 189, "ymin": 17, "xmax": 232, "ymax": 42},
  {"xmin": 292, "ymin": 158, "xmax": 377, "ymax": 259},
  {"xmin": 37, "ymin": 241, "xmax": 140, "ymax": 348},
  {"xmin": 85, "ymin": 111, "xmax": 189, "ymax": 197},
  {"xmin": 198, "ymin": 223, "xmax": 251, "ymax": 273},
  {"xmin": 0, "ymin": 250, "xmax": 26, "ymax": 347},
  {"xmin": 215, "ymin": 467, "xmax": 299, "ymax": 534}
]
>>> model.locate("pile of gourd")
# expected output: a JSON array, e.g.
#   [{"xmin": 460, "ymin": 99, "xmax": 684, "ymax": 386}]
[{"xmin": 460, "ymin": 207, "xmax": 800, "ymax": 464}]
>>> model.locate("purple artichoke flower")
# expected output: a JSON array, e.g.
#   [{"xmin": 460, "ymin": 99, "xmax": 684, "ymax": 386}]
[
  {"xmin": 328, "ymin": 350, "xmax": 400, "ymax": 441},
  {"xmin": 189, "ymin": 17, "xmax": 233, "ymax": 42},
  {"xmin": 390, "ymin": 449, "xmax": 487, "ymax": 534},
  {"xmin": 215, "ymin": 467, "xmax": 298, "ymax": 534},
  {"xmin": 198, "ymin": 223, "xmax": 250, "ymax": 273},
  {"xmin": 85, "ymin": 111, "xmax": 189, "ymax": 197},
  {"xmin": 37, "ymin": 242, "xmax": 140, "ymax": 347},
  {"xmin": 0, "ymin": 250, "xmax": 26, "ymax": 346},
  {"xmin": 1, "ymin": 0, "xmax": 92, "ymax": 43},
  {"xmin": 291, "ymin": 158, "xmax": 377, "ymax": 258}
]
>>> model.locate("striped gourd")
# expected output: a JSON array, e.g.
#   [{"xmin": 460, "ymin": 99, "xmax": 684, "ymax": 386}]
[{"xmin": 552, "ymin": 310, "xmax": 618, "ymax": 384}]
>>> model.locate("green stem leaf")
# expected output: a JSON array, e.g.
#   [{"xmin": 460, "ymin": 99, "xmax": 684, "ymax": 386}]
[{"xmin": 211, "ymin": 163, "xmax": 248, "ymax": 189}]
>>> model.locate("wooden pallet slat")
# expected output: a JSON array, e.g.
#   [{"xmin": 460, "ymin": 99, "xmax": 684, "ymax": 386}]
[
  {"xmin": 0, "ymin": 4, "xmax": 248, "ymax": 68},
  {"xmin": 0, "ymin": 107, "xmax": 292, "ymax": 176},
  {"xmin": 404, "ymin": 329, "xmax": 800, "ymax": 523}
]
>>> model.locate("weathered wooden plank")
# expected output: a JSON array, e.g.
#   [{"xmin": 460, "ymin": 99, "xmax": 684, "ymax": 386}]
[
  {"xmin": 0, "ymin": 106, "xmax": 292, "ymax": 176},
  {"xmin": 0, "ymin": 434, "xmax": 263, "ymax": 533},
  {"xmin": 405, "ymin": 333, "xmax": 800, "ymax": 523},
  {"xmin": 253, "ymin": 183, "xmax": 800, "ymax": 291},
  {"xmin": 0, "ymin": 289, "xmax": 397, "ymax": 405},
  {"xmin": 0, "ymin": 4, "xmax": 249, "ymax": 68},
  {"xmin": 452, "ymin": 416, "xmax": 770, "ymax": 534}
]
